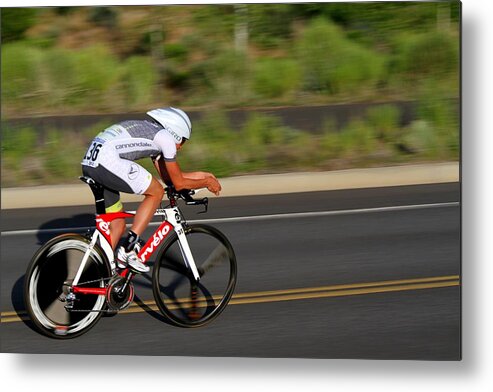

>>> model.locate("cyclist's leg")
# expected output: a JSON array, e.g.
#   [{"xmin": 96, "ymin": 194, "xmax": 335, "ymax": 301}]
[
  {"xmin": 98, "ymin": 160, "xmax": 160, "ymax": 272},
  {"xmin": 82, "ymin": 164, "xmax": 130, "ymax": 249},
  {"xmin": 130, "ymin": 177, "xmax": 164, "ymax": 235},
  {"xmin": 110, "ymin": 219, "xmax": 126, "ymax": 250},
  {"xmin": 104, "ymin": 190, "xmax": 126, "ymax": 249},
  {"xmin": 95, "ymin": 157, "xmax": 164, "ymax": 237},
  {"xmin": 84, "ymin": 157, "xmax": 162, "ymax": 272}
]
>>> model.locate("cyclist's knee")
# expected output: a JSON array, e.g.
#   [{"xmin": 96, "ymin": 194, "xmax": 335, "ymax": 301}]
[{"xmin": 145, "ymin": 178, "xmax": 164, "ymax": 199}]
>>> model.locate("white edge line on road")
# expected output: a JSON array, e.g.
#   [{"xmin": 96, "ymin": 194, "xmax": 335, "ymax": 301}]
[{"xmin": 0, "ymin": 202, "xmax": 459, "ymax": 237}]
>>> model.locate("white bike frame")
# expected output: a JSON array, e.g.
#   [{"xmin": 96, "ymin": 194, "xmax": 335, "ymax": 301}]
[{"xmin": 72, "ymin": 206, "xmax": 200, "ymax": 291}]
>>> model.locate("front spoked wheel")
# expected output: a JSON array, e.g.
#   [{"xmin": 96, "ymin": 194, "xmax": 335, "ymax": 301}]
[
  {"xmin": 24, "ymin": 234, "xmax": 110, "ymax": 339},
  {"xmin": 152, "ymin": 224, "xmax": 237, "ymax": 328}
]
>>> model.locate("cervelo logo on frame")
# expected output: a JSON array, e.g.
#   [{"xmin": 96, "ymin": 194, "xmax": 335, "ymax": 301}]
[
  {"xmin": 139, "ymin": 222, "xmax": 173, "ymax": 262},
  {"xmin": 96, "ymin": 218, "xmax": 110, "ymax": 237}
]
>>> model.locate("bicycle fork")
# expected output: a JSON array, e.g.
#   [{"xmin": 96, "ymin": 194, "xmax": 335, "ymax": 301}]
[
  {"xmin": 175, "ymin": 223, "xmax": 201, "ymax": 282},
  {"xmin": 162, "ymin": 206, "xmax": 201, "ymax": 282}
]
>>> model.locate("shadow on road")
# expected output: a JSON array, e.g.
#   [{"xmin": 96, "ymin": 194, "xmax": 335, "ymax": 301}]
[
  {"xmin": 36, "ymin": 213, "xmax": 95, "ymax": 245},
  {"xmin": 10, "ymin": 274, "xmax": 39, "ymax": 334},
  {"xmin": 130, "ymin": 262, "xmax": 176, "ymax": 326},
  {"xmin": 132, "ymin": 294, "xmax": 175, "ymax": 326}
]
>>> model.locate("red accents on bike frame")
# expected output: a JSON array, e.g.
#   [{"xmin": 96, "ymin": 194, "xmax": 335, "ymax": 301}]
[
  {"xmin": 138, "ymin": 221, "xmax": 174, "ymax": 263},
  {"xmin": 73, "ymin": 286, "xmax": 107, "ymax": 296},
  {"xmin": 99, "ymin": 212, "xmax": 136, "ymax": 221},
  {"xmin": 95, "ymin": 211, "xmax": 135, "ymax": 247},
  {"xmin": 75, "ymin": 214, "xmax": 173, "ymax": 295}
]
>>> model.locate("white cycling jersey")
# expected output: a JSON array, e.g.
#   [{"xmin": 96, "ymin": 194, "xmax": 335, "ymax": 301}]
[
  {"xmin": 81, "ymin": 120, "xmax": 177, "ymax": 168},
  {"xmin": 81, "ymin": 120, "xmax": 177, "ymax": 197}
]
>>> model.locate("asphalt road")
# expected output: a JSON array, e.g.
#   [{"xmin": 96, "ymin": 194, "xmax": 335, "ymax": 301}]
[{"xmin": 0, "ymin": 183, "xmax": 461, "ymax": 359}]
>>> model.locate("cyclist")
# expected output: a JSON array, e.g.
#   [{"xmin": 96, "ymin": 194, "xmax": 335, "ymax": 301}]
[{"xmin": 81, "ymin": 107, "xmax": 222, "ymax": 273}]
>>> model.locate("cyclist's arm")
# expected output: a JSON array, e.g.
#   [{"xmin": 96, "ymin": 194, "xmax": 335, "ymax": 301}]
[
  {"xmin": 153, "ymin": 156, "xmax": 216, "ymax": 185},
  {"xmin": 182, "ymin": 171, "xmax": 218, "ymax": 181},
  {"xmin": 152, "ymin": 131, "xmax": 221, "ymax": 194},
  {"xmin": 152, "ymin": 155, "xmax": 173, "ymax": 186},
  {"xmin": 165, "ymin": 161, "xmax": 221, "ymax": 196}
]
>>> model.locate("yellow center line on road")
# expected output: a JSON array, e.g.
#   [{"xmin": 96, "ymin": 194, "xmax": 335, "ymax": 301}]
[
  {"xmin": 0, "ymin": 275, "xmax": 460, "ymax": 323},
  {"xmin": 124, "ymin": 274, "xmax": 461, "ymax": 310}
]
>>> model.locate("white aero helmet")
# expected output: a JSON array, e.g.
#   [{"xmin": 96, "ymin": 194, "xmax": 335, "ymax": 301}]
[{"xmin": 147, "ymin": 107, "xmax": 192, "ymax": 144}]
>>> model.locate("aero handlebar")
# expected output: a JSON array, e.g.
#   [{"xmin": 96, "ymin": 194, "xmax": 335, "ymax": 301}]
[{"xmin": 165, "ymin": 185, "xmax": 209, "ymax": 213}]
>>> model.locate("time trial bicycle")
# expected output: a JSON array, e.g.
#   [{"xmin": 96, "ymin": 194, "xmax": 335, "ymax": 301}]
[{"xmin": 24, "ymin": 176, "xmax": 237, "ymax": 339}]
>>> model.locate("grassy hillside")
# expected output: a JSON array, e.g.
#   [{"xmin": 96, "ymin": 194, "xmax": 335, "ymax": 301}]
[
  {"xmin": 0, "ymin": 3, "xmax": 460, "ymax": 187},
  {"xmin": 1, "ymin": 3, "xmax": 460, "ymax": 116}
]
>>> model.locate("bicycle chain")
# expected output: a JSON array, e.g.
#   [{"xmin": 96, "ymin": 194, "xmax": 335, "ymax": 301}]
[
  {"xmin": 68, "ymin": 276, "xmax": 113, "ymax": 286},
  {"xmin": 67, "ymin": 308, "xmax": 118, "ymax": 313},
  {"xmin": 64, "ymin": 276, "xmax": 120, "ymax": 314}
]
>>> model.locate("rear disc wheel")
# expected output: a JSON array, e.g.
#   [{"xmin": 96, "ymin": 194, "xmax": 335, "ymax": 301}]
[{"xmin": 24, "ymin": 234, "xmax": 110, "ymax": 339}]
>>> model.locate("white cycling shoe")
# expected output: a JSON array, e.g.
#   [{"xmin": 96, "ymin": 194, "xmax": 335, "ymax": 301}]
[{"xmin": 116, "ymin": 247, "xmax": 149, "ymax": 273}]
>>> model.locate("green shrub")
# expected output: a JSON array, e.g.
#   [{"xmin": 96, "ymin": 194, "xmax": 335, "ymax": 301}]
[
  {"xmin": 253, "ymin": 58, "xmax": 301, "ymax": 98},
  {"xmin": 165, "ymin": 66, "xmax": 190, "ymax": 89},
  {"xmin": 25, "ymin": 25, "xmax": 61, "ymax": 49},
  {"xmin": 1, "ymin": 8, "xmax": 38, "ymax": 42},
  {"xmin": 413, "ymin": 83, "xmax": 459, "ymax": 159},
  {"xmin": 88, "ymin": 7, "xmax": 119, "ymax": 29},
  {"xmin": 43, "ymin": 130, "xmax": 85, "ymax": 180},
  {"xmin": 2, "ymin": 126, "xmax": 38, "ymax": 158},
  {"xmin": 193, "ymin": 111, "xmax": 234, "ymax": 145},
  {"xmin": 183, "ymin": 62, "xmax": 218, "ymax": 106},
  {"xmin": 402, "ymin": 120, "xmax": 440, "ymax": 157},
  {"xmin": 321, "ymin": 118, "xmax": 378, "ymax": 159},
  {"xmin": 72, "ymin": 45, "xmax": 123, "ymax": 106},
  {"xmin": 394, "ymin": 32, "xmax": 458, "ymax": 80},
  {"xmin": 417, "ymin": 89, "xmax": 458, "ymax": 130},
  {"xmin": 240, "ymin": 114, "xmax": 270, "ymax": 169},
  {"xmin": 164, "ymin": 43, "xmax": 189, "ymax": 62},
  {"xmin": 207, "ymin": 50, "xmax": 251, "ymax": 105},
  {"xmin": 296, "ymin": 18, "xmax": 385, "ymax": 95},
  {"xmin": 444, "ymin": 122, "xmax": 460, "ymax": 157},
  {"xmin": 1, "ymin": 43, "xmax": 44, "ymax": 103},
  {"xmin": 180, "ymin": 111, "xmax": 239, "ymax": 176},
  {"xmin": 343, "ymin": 120, "xmax": 378, "ymax": 155},
  {"xmin": 3, "ymin": 44, "xmax": 158, "ymax": 111},
  {"xmin": 123, "ymin": 56, "xmax": 158, "ymax": 106},
  {"xmin": 1, "ymin": 125, "xmax": 41, "ymax": 184},
  {"xmin": 249, "ymin": 4, "xmax": 294, "ymax": 48},
  {"xmin": 242, "ymin": 113, "xmax": 286, "ymax": 146},
  {"xmin": 319, "ymin": 118, "xmax": 341, "ymax": 158},
  {"xmin": 2, "ymin": 44, "xmax": 128, "ymax": 110},
  {"xmin": 366, "ymin": 105, "xmax": 400, "ymax": 142},
  {"xmin": 55, "ymin": 7, "xmax": 79, "ymax": 16},
  {"xmin": 320, "ymin": 131, "xmax": 343, "ymax": 160},
  {"xmin": 239, "ymin": 113, "xmax": 306, "ymax": 171},
  {"xmin": 42, "ymin": 48, "xmax": 79, "ymax": 106},
  {"xmin": 402, "ymin": 114, "xmax": 458, "ymax": 160}
]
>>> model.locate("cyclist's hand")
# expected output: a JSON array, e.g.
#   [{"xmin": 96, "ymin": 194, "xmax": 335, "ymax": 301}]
[
  {"xmin": 197, "ymin": 171, "xmax": 218, "ymax": 182},
  {"xmin": 206, "ymin": 172, "xmax": 218, "ymax": 181},
  {"xmin": 207, "ymin": 178, "xmax": 222, "ymax": 196}
]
